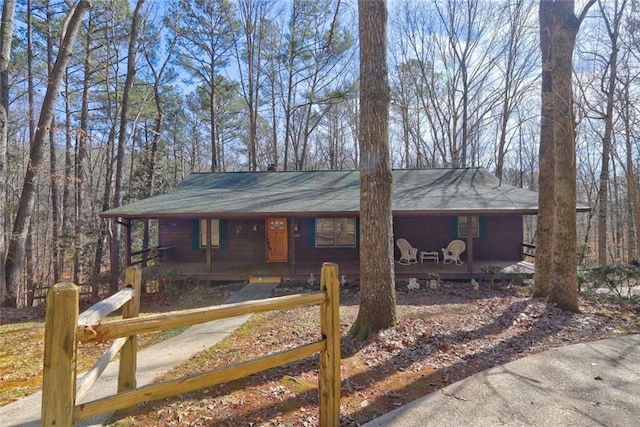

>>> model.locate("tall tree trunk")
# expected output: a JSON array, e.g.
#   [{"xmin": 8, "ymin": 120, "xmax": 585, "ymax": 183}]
[
  {"xmin": 110, "ymin": 0, "xmax": 145, "ymax": 293},
  {"xmin": 0, "ymin": 0, "xmax": 16, "ymax": 304},
  {"xmin": 4, "ymin": 1, "xmax": 90, "ymax": 307},
  {"xmin": 76, "ymin": 11, "xmax": 93, "ymax": 284},
  {"xmin": 622, "ymin": 79, "xmax": 640, "ymax": 260},
  {"xmin": 209, "ymin": 88, "xmax": 218, "ymax": 172},
  {"xmin": 63, "ymin": 69, "xmax": 74, "ymax": 278},
  {"xmin": 93, "ymin": 126, "xmax": 116, "ymax": 283},
  {"xmin": 535, "ymin": 0, "xmax": 595, "ymax": 312},
  {"xmin": 350, "ymin": 0, "xmax": 396, "ymax": 340},
  {"xmin": 234, "ymin": 0, "xmax": 268, "ymax": 172},
  {"xmin": 25, "ymin": 0, "xmax": 36, "ymax": 304},
  {"xmin": 534, "ymin": 1, "xmax": 556, "ymax": 298},
  {"xmin": 142, "ymin": 64, "xmax": 166, "ymax": 255},
  {"xmin": 47, "ymin": 3, "xmax": 62, "ymax": 283},
  {"xmin": 596, "ymin": 0, "xmax": 625, "ymax": 265}
]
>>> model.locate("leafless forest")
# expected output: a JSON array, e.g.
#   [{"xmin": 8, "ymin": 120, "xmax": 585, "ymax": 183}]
[{"xmin": 1, "ymin": 0, "xmax": 639, "ymax": 307}]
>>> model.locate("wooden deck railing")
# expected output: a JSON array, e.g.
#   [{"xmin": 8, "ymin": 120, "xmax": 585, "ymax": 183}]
[
  {"xmin": 30, "ymin": 283, "xmax": 93, "ymax": 306},
  {"xmin": 129, "ymin": 245, "xmax": 174, "ymax": 266},
  {"xmin": 41, "ymin": 263, "xmax": 341, "ymax": 426},
  {"xmin": 522, "ymin": 242, "xmax": 536, "ymax": 262}
]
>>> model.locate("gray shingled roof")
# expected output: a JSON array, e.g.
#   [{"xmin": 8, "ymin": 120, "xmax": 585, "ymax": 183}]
[{"xmin": 101, "ymin": 168, "xmax": 568, "ymax": 218}]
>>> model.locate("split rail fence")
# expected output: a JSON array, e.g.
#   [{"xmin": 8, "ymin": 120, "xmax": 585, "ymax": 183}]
[{"xmin": 41, "ymin": 263, "xmax": 341, "ymax": 426}]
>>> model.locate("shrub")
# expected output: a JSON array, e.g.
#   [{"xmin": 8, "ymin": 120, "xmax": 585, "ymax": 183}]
[{"xmin": 578, "ymin": 263, "xmax": 640, "ymax": 300}]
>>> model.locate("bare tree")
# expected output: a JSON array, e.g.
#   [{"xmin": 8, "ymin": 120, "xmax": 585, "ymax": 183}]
[
  {"xmin": 579, "ymin": 0, "xmax": 629, "ymax": 265},
  {"xmin": 0, "ymin": 0, "xmax": 16, "ymax": 304},
  {"xmin": 494, "ymin": 0, "xmax": 539, "ymax": 181},
  {"xmin": 4, "ymin": 0, "xmax": 90, "ymax": 307},
  {"xmin": 616, "ymin": 53, "xmax": 640, "ymax": 261},
  {"xmin": 535, "ymin": 0, "xmax": 596, "ymax": 312},
  {"xmin": 350, "ymin": 0, "xmax": 396, "ymax": 340},
  {"xmin": 275, "ymin": 0, "xmax": 355, "ymax": 171},
  {"xmin": 232, "ymin": 0, "xmax": 273, "ymax": 171},
  {"xmin": 140, "ymin": 12, "xmax": 178, "ymax": 260},
  {"xmin": 388, "ymin": 0, "xmax": 504, "ymax": 168},
  {"xmin": 169, "ymin": 0, "xmax": 235, "ymax": 173},
  {"xmin": 45, "ymin": 1, "xmax": 63, "ymax": 283},
  {"xmin": 110, "ymin": 0, "xmax": 145, "ymax": 293}
]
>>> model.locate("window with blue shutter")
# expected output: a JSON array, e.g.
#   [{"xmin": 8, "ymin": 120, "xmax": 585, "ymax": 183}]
[
  {"xmin": 192, "ymin": 219, "xmax": 200, "ymax": 249},
  {"xmin": 454, "ymin": 216, "xmax": 487, "ymax": 239},
  {"xmin": 193, "ymin": 219, "xmax": 225, "ymax": 248},
  {"xmin": 479, "ymin": 216, "xmax": 488, "ymax": 240},
  {"xmin": 308, "ymin": 218, "xmax": 316, "ymax": 248},
  {"xmin": 219, "ymin": 219, "xmax": 227, "ymax": 249},
  {"xmin": 450, "ymin": 216, "xmax": 459, "ymax": 239}
]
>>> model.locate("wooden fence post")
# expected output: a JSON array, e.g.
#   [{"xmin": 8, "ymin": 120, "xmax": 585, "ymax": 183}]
[
  {"xmin": 41, "ymin": 283, "xmax": 79, "ymax": 427},
  {"xmin": 118, "ymin": 266, "xmax": 142, "ymax": 393},
  {"xmin": 319, "ymin": 262, "xmax": 341, "ymax": 426}
]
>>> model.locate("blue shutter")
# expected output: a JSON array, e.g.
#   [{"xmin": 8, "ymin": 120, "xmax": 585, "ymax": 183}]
[
  {"xmin": 479, "ymin": 216, "xmax": 488, "ymax": 240},
  {"xmin": 450, "ymin": 216, "xmax": 459, "ymax": 239},
  {"xmin": 308, "ymin": 218, "xmax": 316, "ymax": 248},
  {"xmin": 355, "ymin": 217, "xmax": 360, "ymax": 248},
  {"xmin": 192, "ymin": 219, "xmax": 200, "ymax": 249},
  {"xmin": 219, "ymin": 219, "xmax": 227, "ymax": 249}
]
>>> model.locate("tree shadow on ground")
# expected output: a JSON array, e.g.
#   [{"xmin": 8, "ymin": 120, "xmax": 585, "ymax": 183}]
[{"xmin": 109, "ymin": 296, "xmax": 575, "ymax": 425}]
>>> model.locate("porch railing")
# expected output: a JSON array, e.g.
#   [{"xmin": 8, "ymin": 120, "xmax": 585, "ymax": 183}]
[
  {"xmin": 522, "ymin": 242, "xmax": 536, "ymax": 262},
  {"xmin": 128, "ymin": 245, "xmax": 174, "ymax": 267}
]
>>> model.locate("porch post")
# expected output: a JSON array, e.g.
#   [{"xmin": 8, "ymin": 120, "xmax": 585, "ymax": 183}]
[
  {"xmin": 290, "ymin": 218, "xmax": 296, "ymax": 273},
  {"xmin": 466, "ymin": 215, "xmax": 474, "ymax": 273},
  {"xmin": 205, "ymin": 219, "xmax": 213, "ymax": 274},
  {"xmin": 123, "ymin": 219, "xmax": 132, "ymax": 266}
]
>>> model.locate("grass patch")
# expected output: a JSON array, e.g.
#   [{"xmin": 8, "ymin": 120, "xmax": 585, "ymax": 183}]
[
  {"xmin": 280, "ymin": 375, "xmax": 315, "ymax": 394},
  {"xmin": 0, "ymin": 321, "xmax": 45, "ymax": 406},
  {"xmin": 0, "ymin": 281, "xmax": 243, "ymax": 407},
  {"xmin": 156, "ymin": 327, "xmax": 188, "ymax": 341}
]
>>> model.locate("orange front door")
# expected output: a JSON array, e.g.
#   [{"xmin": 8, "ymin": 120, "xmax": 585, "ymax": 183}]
[{"xmin": 266, "ymin": 218, "xmax": 288, "ymax": 262}]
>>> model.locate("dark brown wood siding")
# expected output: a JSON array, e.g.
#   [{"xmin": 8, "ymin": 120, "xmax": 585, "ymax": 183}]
[
  {"xmin": 159, "ymin": 218, "xmax": 268, "ymax": 263},
  {"xmin": 482, "ymin": 214, "xmax": 523, "ymax": 261},
  {"xmin": 158, "ymin": 213, "xmax": 523, "ymax": 270},
  {"xmin": 392, "ymin": 214, "xmax": 522, "ymax": 262}
]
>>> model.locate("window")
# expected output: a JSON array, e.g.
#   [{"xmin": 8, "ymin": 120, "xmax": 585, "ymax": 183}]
[
  {"xmin": 315, "ymin": 218, "xmax": 356, "ymax": 247},
  {"xmin": 199, "ymin": 219, "xmax": 220, "ymax": 248},
  {"xmin": 458, "ymin": 216, "xmax": 479, "ymax": 238}
]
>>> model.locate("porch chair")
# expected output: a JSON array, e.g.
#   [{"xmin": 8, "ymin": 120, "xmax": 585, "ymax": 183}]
[
  {"xmin": 395, "ymin": 238, "xmax": 419, "ymax": 265},
  {"xmin": 442, "ymin": 239, "xmax": 466, "ymax": 265}
]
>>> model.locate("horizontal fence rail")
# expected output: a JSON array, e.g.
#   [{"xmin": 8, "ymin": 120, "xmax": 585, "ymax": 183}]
[
  {"xmin": 522, "ymin": 242, "xmax": 536, "ymax": 261},
  {"xmin": 77, "ymin": 291, "xmax": 326, "ymax": 343},
  {"xmin": 41, "ymin": 263, "xmax": 341, "ymax": 426},
  {"xmin": 74, "ymin": 341, "xmax": 326, "ymax": 421}
]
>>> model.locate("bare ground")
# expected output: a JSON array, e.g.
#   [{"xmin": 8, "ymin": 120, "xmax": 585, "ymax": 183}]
[{"xmin": 100, "ymin": 279, "xmax": 640, "ymax": 427}]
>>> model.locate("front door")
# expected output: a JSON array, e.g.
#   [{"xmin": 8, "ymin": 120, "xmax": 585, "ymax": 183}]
[{"xmin": 266, "ymin": 218, "xmax": 288, "ymax": 262}]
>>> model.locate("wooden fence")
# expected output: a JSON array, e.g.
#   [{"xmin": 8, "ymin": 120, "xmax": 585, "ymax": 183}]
[{"xmin": 41, "ymin": 263, "xmax": 341, "ymax": 426}]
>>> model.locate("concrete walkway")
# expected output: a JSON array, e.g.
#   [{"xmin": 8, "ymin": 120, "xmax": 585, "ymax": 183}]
[
  {"xmin": 364, "ymin": 334, "xmax": 640, "ymax": 427},
  {"xmin": 0, "ymin": 282, "xmax": 279, "ymax": 427}
]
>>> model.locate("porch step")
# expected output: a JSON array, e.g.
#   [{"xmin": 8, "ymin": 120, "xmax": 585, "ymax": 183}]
[{"xmin": 248, "ymin": 276, "xmax": 282, "ymax": 284}]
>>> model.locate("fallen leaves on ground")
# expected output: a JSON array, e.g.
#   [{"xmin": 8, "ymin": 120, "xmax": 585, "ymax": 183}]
[
  {"xmin": 0, "ymin": 281, "xmax": 244, "ymax": 406},
  {"xmin": 109, "ymin": 280, "xmax": 640, "ymax": 426}
]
